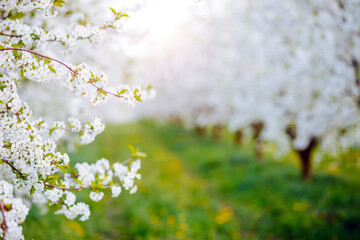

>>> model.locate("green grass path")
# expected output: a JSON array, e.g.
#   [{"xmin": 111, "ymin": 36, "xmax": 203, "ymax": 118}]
[{"xmin": 23, "ymin": 122, "xmax": 360, "ymax": 240}]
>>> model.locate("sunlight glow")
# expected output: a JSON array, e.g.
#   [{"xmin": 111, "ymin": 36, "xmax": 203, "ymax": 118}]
[{"xmin": 133, "ymin": 0, "xmax": 193, "ymax": 41}]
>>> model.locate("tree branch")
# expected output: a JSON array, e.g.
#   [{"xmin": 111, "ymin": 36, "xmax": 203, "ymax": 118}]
[
  {"xmin": 0, "ymin": 48, "xmax": 131, "ymax": 100},
  {"xmin": 0, "ymin": 201, "xmax": 8, "ymax": 240},
  {"xmin": 0, "ymin": 48, "xmax": 75, "ymax": 74},
  {"xmin": 0, "ymin": 32, "xmax": 21, "ymax": 38},
  {"xmin": 43, "ymin": 183, "xmax": 119, "ymax": 191},
  {"xmin": 1, "ymin": 159, "xmax": 25, "ymax": 179}
]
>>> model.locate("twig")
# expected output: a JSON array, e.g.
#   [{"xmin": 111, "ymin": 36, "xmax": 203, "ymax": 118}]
[
  {"xmin": 0, "ymin": 201, "xmax": 8, "ymax": 239},
  {"xmin": 1, "ymin": 159, "xmax": 25, "ymax": 179},
  {"xmin": 43, "ymin": 183, "xmax": 119, "ymax": 191},
  {"xmin": 0, "ymin": 48, "xmax": 127, "ymax": 99},
  {"xmin": 0, "ymin": 48, "xmax": 75, "ymax": 73}
]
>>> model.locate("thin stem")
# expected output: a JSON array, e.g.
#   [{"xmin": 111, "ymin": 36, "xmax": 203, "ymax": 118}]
[
  {"xmin": 14, "ymin": 112, "xmax": 21, "ymax": 122},
  {"xmin": 0, "ymin": 201, "xmax": 8, "ymax": 240},
  {"xmin": 0, "ymin": 15, "xmax": 8, "ymax": 21},
  {"xmin": 90, "ymin": 82, "xmax": 123, "ymax": 98},
  {"xmin": 1, "ymin": 159, "xmax": 25, "ymax": 179},
  {"xmin": 43, "ymin": 183, "xmax": 118, "ymax": 191},
  {"xmin": 0, "ymin": 32, "xmax": 20, "ymax": 38},
  {"xmin": 0, "ymin": 48, "xmax": 75, "ymax": 73},
  {"xmin": 121, "ymin": 158, "xmax": 132, "ymax": 165},
  {"xmin": 0, "ymin": 48, "xmax": 128, "ymax": 99},
  {"xmin": 36, "ymin": 124, "xmax": 84, "ymax": 135}
]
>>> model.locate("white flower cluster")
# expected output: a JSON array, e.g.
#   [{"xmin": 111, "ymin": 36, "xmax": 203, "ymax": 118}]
[
  {"xmin": 32, "ymin": 183, "xmax": 91, "ymax": 222},
  {"xmin": 80, "ymin": 116, "xmax": 105, "ymax": 144},
  {"xmin": 0, "ymin": 47, "xmax": 144, "ymax": 106},
  {"xmin": 0, "ymin": 69, "xmax": 142, "ymax": 238},
  {"xmin": 113, "ymin": 159, "xmax": 141, "ymax": 193},
  {"xmin": 0, "ymin": 180, "xmax": 29, "ymax": 240},
  {"xmin": 55, "ymin": 199, "xmax": 90, "ymax": 222},
  {"xmin": 0, "ymin": 1, "xmax": 132, "ymax": 51},
  {"xmin": 76, "ymin": 158, "xmax": 141, "ymax": 196},
  {"xmin": 0, "ymin": 18, "xmax": 117, "ymax": 50},
  {"xmin": 0, "ymin": 0, "xmax": 53, "ymax": 13},
  {"xmin": 0, "ymin": 74, "xmax": 68, "ymax": 185},
  {"xmin": 0, "ymin": 1, "xmax": 146, "ymax": 239},
  {"xmin": 42, "ymin": 116, "xmax": 105, "ymax": 143},
  {"xmin": 46, "ymin": 158, "xmax": 141, "ymax": 220}
]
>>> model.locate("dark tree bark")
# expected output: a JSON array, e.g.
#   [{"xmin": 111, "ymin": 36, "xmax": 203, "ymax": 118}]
[
  {"xmin": 212, "ymin": 125, "xmax": 223, "ymax": 141},
  {"xmin": 234, "ymin": 129, "xmax": 243, "ymax": 146},
  {"xmin": 170, "ymin": 116, "xmax": 184, "ymax": 127},
  {"xmin": 254, "ymin": 139, "xmax": 263, "ymax": 159},
  {"xmin": 251, "ymin": 121, "xmax": 264, "ymax": 160},
  {"xmin": 286, "ymin": 124, "xmax": 318, "ymax": 180},
  {"xmin": 195, "ymin": 126, "xmax": 206, "ymax": 136},
  {"xmin": 296, "ymin": 137, "xmax": 317, "ymax": 180},
  {"xmin": 351, "ymin": 58, "xmax": 360, "ymax": 108}
]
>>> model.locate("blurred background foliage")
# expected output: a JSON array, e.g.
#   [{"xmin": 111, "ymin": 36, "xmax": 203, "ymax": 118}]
[{"xmin": 23, "ymin": 121, "xmax": 360, "ymax": 240}]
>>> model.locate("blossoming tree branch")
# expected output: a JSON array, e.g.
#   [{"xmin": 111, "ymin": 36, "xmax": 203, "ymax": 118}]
[{"xmin": 0, "ymin": 1, "xmax": 147, "ymax": 239}]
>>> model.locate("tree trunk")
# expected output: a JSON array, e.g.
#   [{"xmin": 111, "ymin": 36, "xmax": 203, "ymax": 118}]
[
  {"xmin": 251, "ymin": 122, "xmax": 264, "ymax": 160},
  {"xmin": 254, "ymin": 139, "xmax": 263, "ymax": 159},
  {"xmin": 195, "ymin": 126, "xmax": 206, "ymax": 136},
  {"xmin": 170, "ymin": 116, "xmax": 183, "ymax": 127},
  {"xmin": 296, "ymin": 137, "xmax": 317, "ymax": 180},
  {"xmin": 212, "ymin": 125, "xmax": 223, "ymax": 141},
  {"xmin": 234, "ymin": 130, "xmax": 243, "ymax": 146},
  {"xmin": 299, "ymin": 153, "xmax": 311, "ymax": 180}
]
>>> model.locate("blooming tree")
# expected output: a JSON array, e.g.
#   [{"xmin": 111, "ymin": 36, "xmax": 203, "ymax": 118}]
[
  {"xmin": 0, "ymin": 1, "xmax": 148, "ymax": 239},
  {"xmin": 132, "ymin": 0, "xmax": 360, "ymax": 179}
]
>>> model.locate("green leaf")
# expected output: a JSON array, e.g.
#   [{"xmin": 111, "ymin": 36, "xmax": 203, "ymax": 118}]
[
  {"xmin": 30, "ymin": 186, "xmax": 35, "ymax": 196},
  {"xmin": 37, "ymin": 120, "xmax": 45, "ymax": 127},
  {"xmin": 46, "ymin": 152, "xmax": 55, "ymax": 158},
  {"xmin": 49, "ymin": 128, "xmax": 56, "ymax": 136},
  {"xmin": 59, "ymin": 165, "xmax": 67, "ymax": 174},
  {"xmin": 46, "ymin": 175, "xmax": 59, "ymax": 185},
  {"xmin": 135, "ymin": 152, "xmax": 147, "ymax": 158},
  {"xmin": 44, "ymin": 58, "xmax": 51, "ymax": 65},
  {"xmin": 53, "ymin": 0, "xmax": 66, "ymax": 7},
  {"xmin": 49, "ymin": 65, "xmax": 56, "ymax": 74},
  {"xmin": 109, "ymin": 7, "xmax": 117, "ymax": 15},
  {"xmin": 133, "ymin": 89, "xmax": 143, "ymax": 102},
  {"xmin": 135, "ymin": 94, "xmax": 142, "ymax": 102},
  {"xmin": 128, "ymin": 144, "xmax": 135, "ymax": 154},
  {"xmin": 8, "ymin": 12, "xmax": 25, "ymax": 20},
  {"xmin": 118, "ymin": 88, "xmax": 128, "ymax": 95},
  {"xmin": 12, "ymin": 50, "xmax": 18, "ymax": 58},
  {"xmin": 20, "ymin": 68, "xmax": 24, "ymax": 79},
  {"xmin": 74, "ymin": 178, "xmax": 82, "ymax": 185},
  {"xmin": 99, "ymin": 89, "xmax": 107, "ymax": 96}
]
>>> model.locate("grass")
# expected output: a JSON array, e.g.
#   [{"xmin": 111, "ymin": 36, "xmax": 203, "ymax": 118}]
[{"xmin": 23, "ymin": 121, "xmax": 360, "ymax": 239}]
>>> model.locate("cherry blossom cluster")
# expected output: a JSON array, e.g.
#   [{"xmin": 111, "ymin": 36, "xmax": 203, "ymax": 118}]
[
  {"xmin": 0, "ymin": 180, "xmax": 29, "ymax": 240},
  {"xmin": 1, "ymin": 0, "xmax": 53, "ymax": 14},
  {"xmin": 0, "ymin": 58, "xmax": 144, "ymax": 240},
  {"xmin": 0, "ymin": 47, "xmax": 144, "ymax": 106},
  {"xmin": 0, "ymin": 1, "xmax": 148, "ymax": 239},
  {"xmin": 0, "ymin": 11, "xmax": 128, "ymax": 49}
]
